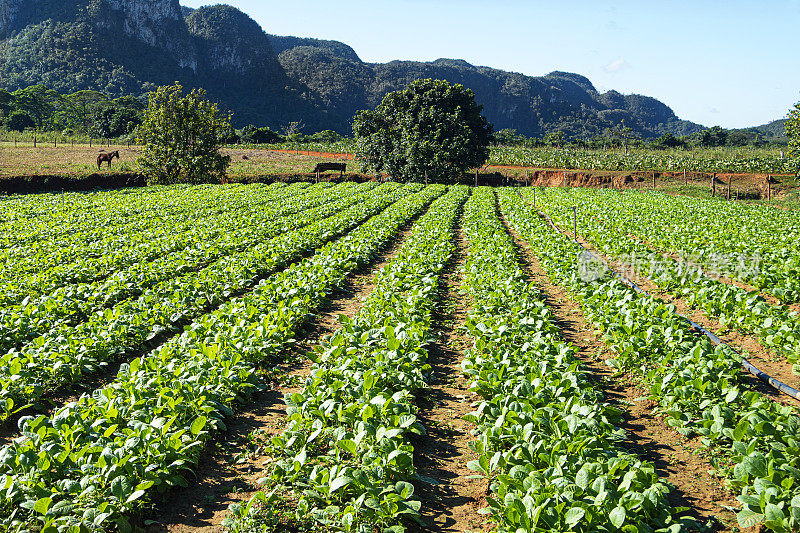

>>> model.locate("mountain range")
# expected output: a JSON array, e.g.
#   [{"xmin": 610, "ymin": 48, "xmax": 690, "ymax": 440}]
[{"xmin": 0, "ymin": 0, "xmax": 706, "ymax": 138}]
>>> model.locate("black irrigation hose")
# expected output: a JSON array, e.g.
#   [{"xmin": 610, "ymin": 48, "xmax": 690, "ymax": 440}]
[{"xmin": 534, "ymin": 205, "xmax": 800, "ymax": 402}]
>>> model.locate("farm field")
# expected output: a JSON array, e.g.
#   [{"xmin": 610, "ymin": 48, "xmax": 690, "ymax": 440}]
[
  {"xmin": 2, "ymin": 182, "xmax": 800, "ymax": 533},
  {"xmin": 3, "ymin": 144, "xmax": 799, "ymax": 211}
]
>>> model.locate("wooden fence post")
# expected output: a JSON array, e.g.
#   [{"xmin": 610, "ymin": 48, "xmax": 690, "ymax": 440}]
[
  {"xmin": 711, "ymin": 173, "xmax": 716, "ymax": 197},
  {"xmin": 54, "ymin": 139, "xmax": 57, "ymax": 148},
  {"xmin": 475, "ymin": 168, "xmax": 478, "ymax": 187},
  {"xmin": 768, "ymin": 176, "xmax": 772, "ymax": 201},
  {"xmin": 684, "ymin": 169, "xmax": 687, "ymax": 186},
  {"xmin": 533, "ymin": 187, "xmax": 536, "ymax": 208},
  {"xmin": 33, "ymin": 136, "xmax": 36, "ymax": 148},
  {"xmin": 727, "ymin": 176, "xmax": 731, "ymax": 200},
  {"xmin": 90, "ymin": 138, "xmax": 92, "ymax": 147}
]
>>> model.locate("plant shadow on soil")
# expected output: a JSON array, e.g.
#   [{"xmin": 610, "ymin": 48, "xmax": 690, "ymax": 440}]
[{"xmin": 408, "ymin": 216, "xmax": 493, "ymax": 533}]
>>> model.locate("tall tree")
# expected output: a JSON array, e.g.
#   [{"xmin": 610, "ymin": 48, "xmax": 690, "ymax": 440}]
[{"xmin": 353, "ymin": 78, "xmax": 492, "ymax": 183}]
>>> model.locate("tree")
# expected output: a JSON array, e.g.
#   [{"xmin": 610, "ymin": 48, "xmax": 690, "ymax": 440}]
[
  {"xmin": 353, "ymin": 79, "xmax": 492, "ymax": 183},
  {"xmin": 543, "ymin": 131, "xmax": 565, "ymax": 148},
  {"xmin": 90, "ymin": 106, "xmax": 141, "ymax": 138},
  {"xmin": 6, "ymin": 111, "xmax": 35, "ymax": 131},
  {"xmin": 65, "ymin": 90, "xmax": 110, "ymax": 131},
  {"xmin": 651, "ymin": 133, "xmax": 686, "ymax": 149},
  {"xmin": 137, "ymin": 83, "xmax": 231, "ymax": 185},
  {"xmin": 494, "ymin": 128, "xmax": 521, "ymax": 146},
  {"xmin": 11, "ymin": 85, "xmax": 65, "ymax": 129},
  {"xmin": 694, "ymin": 125, "xmax": 728, "ymax": 147},
  {"xmin": 787, "ymin": 101, "xmax": 800, "ymax": 176},
  {"xmin": 240, "ymin": 125, "xmax": 282, "ymax": 144},
  {"xmin": 606, "ymin": 121, "xmax": 637, "ymax": 155}
]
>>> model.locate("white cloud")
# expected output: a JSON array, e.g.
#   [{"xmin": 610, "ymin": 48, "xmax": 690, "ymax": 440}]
[{"xmin": 603, "ymin": 57, "xmax": 630, "ymax": 73}]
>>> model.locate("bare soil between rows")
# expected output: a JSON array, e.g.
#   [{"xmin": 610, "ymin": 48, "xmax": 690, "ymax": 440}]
[{"xmin": 409, "ymin": 218, "xmax": 492, "ymax": 533}]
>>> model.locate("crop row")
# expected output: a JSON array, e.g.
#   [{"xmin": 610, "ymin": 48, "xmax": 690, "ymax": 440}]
[
  {"xmin": 533, "ymin": 188, "xmax": 800, "ymax": 367},
  {"xmin": 500, "ymin": 189, "xmax": 800, "ymax": 532},
  {"xmin": 0, "ymin": 183, "xmax": 441, "ymax": 532},
  {"xmin": 0, "ymin": 182, "xmax": 303, "ymax": 251},
  {"xmin": 225, "ymin": 186, "xmax": 469, "ymax": 533},
  {"xmin": 0, "ymin": 183, "xmax": 301, "ymax": 263},
  {"xmin": 458, "ymin": 188, "xmax": 684, "ymax": 532},
  {"xmin": 0, "ymin": 183, "xmax": 321, "ymax": 306},
  {"xmin": 0, "ymin": 182, "xmax": 375, "ymax": 355},
  {"xmin": 0, "ymin": 182, "xmax": 401, "ymax": 421},
  {"xmin": 554, "ymin": 188, "xmax": 800, "ymax": 303},
  {"xmin": 491, "ymin": 146, "xmax": 794, "ymax": 174}
]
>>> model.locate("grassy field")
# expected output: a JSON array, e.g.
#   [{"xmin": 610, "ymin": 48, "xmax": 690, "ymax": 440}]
[{"xmin": 0, "ymin": 144, "xmax": 350, "ymax": 179}]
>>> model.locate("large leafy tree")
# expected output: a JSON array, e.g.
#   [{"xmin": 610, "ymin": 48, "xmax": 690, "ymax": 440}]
[
  {"xmin": 137, "ymin": 83, "xmax": 231, "ymax": 185},
  {"xmin": 787, "ymin": 101, "xmax": 800, "ymax": 176},
  {"xmin": 353, "ymin": 78, "xmax": 492, "ymax": 183}
]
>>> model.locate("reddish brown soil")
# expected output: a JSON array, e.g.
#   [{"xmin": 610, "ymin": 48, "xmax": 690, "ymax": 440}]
[
  {"xmin": 498, "ymin": 198, "xmax": 739, "ymax": 531},
  {"xmin": 410, "ymin": 224, "xmax": 492, "ymax": 533}
]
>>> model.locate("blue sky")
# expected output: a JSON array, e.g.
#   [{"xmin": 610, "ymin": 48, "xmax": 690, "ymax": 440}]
[{"xmin": 180, "ymin": 0, "xmax": 800, "ymax": 129}]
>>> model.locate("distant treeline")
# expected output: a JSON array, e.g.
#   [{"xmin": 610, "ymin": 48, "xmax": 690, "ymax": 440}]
[{"xmin": 0, "ymin": 84, "xmax": 788, "ymax": 150}]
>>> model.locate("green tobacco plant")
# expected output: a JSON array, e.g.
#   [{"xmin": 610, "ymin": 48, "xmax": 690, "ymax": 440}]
[
  {"xmin": 0, "ymin": 184, "xmax": 444, "ymax": 531},
  {"xmin": 230, "ymin": 186, "xmax": 467, "ymax": 532}
]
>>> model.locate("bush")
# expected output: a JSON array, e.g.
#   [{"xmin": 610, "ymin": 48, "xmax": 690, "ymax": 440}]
[
  {"xmin": 6, "ymin": 111, "xmax": 35, "ymax": 132},
  {"xmin": 136, "ymin": 83, "xmax": 231, "ymax": 185}
]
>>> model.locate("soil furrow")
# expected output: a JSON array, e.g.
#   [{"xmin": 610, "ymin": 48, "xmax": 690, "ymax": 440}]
[
  {"xmin": 410, "ymin": 222, "xmax": 492, "ymax": 533},
  {"xmin": 498, "ymin": 202, "xmax": 739, "ymax": 531},
  {"xmin": 146, "ymin": 210, "xmax": 427, "ymax": 533}
]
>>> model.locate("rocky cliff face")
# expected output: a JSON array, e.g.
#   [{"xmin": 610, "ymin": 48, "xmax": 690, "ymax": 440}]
[
  {"xmin": 102, "ymin": 0, "xmax": 197, "ymax": 71},
  {"xmin": 187, "ymin": 5, "xmax": 276, "ymax": 76}
]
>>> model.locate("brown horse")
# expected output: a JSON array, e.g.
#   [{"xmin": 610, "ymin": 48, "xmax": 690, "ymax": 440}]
[{"xmin": 97, "ymin": 150, "xmax": 119, "ymax": 170}]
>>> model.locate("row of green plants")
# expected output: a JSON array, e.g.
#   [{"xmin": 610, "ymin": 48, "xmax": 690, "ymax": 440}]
[
  {"xmin": 0, "ymin": 182, "xmax": 402, "ymax": 422},
  {"xmin": 249, "ymin": 140, "xmax": 794, "ymax": 175},
  {"xmin": 1, "ymin": 183, "xmax": 269, "ymax": 248},
  {"xmin": 459, "ymin": 188, "xmax": 686, "ymax": 532},
  {"xmin": 535, "ymin": 188, "xmax": 800, "ymax": 368},
  {"xmin": 0, "ymin": 183, "xmax": 439, "ymax": 532},
  {"xmin": 567, "ymin": 189, "xmax": 800, "ymax": 303},
  {"xmin": 0, "ymin": 182, "xmax": 374, "ymax": 357},
  {"xmin": 501, "ymin": 189, "xmax": 800, "ymax": 532},
  {"xmin": 0, "ymin": 183, "xmax": 316, "ymax": 306},
  {"xmin": 491, "ymin": 146, "xmax": 796, "ymax": 175},
  {"xmin": 224, "ymin": 186, "xmax": 469, "ymax": 533}
]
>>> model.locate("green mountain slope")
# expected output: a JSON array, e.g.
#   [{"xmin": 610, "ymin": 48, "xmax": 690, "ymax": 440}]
[{"xmin": 1, "ymin": 0, "xmax": 704, "ymax": 137}]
